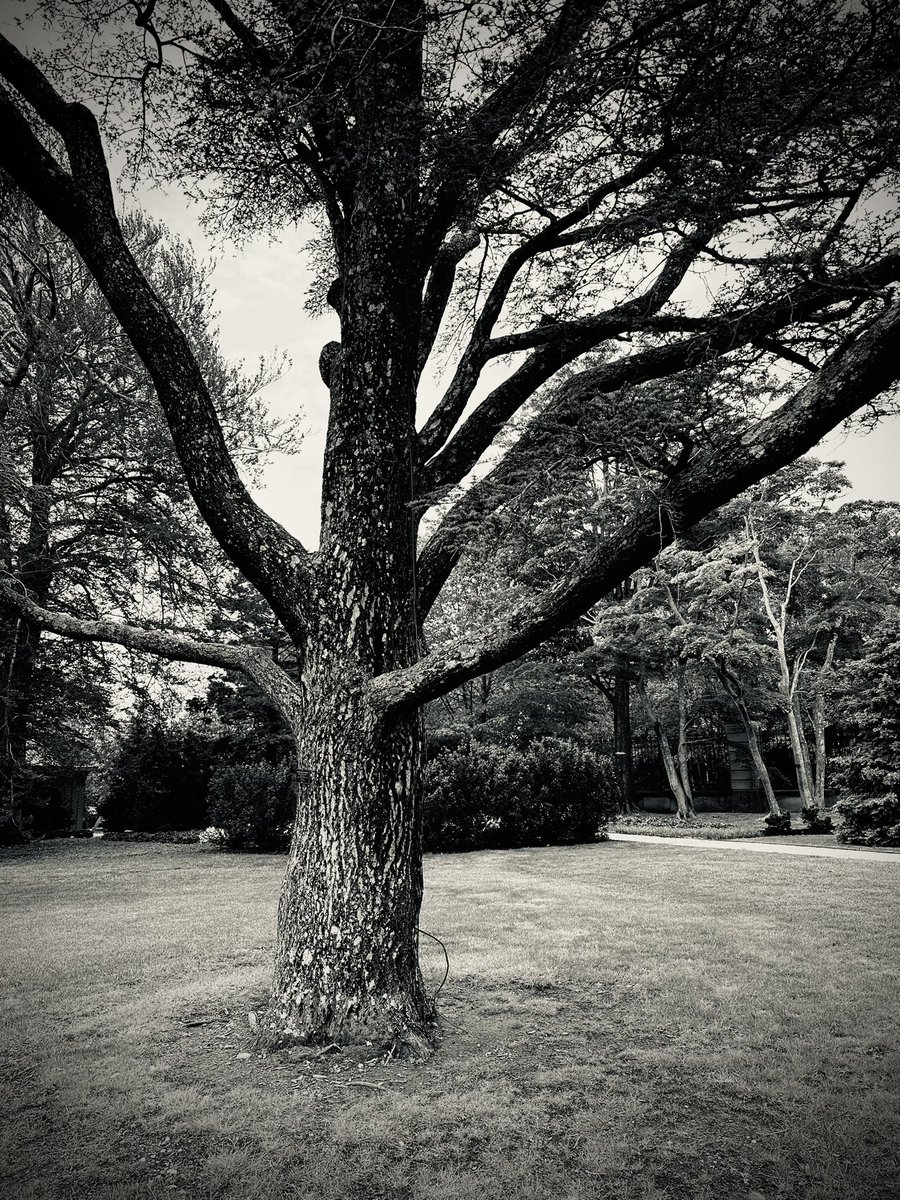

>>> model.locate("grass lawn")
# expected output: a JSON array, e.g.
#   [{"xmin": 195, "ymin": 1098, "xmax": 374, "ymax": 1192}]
[{"xmin": 1, "ymin": 839, "xmax": 898, "ymax": 1200}]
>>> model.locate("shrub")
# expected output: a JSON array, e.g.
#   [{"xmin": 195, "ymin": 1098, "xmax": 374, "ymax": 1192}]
[
  {"xmin": 799, "ymin": 806, "xmax": 833, "ymax": 834},
  {"xmin": 762, "ymin": 811, "xmax": 793, "ymax": 836},
  {"xmin": 834, "ymin": 793, "xmax": 900, "ymax": 847},
  {"xmin": 422, "ymin": 737, "xmax": 618, "ymax": 853},
  {"xmin": 207, "ymin": 760, "xmax": 295, "ymax": 851}
]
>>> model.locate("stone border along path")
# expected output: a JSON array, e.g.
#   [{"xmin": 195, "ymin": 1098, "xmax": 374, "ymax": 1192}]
[{"xmin": 608, "ymin": 832, "xmax": 900, "ymax": 863}]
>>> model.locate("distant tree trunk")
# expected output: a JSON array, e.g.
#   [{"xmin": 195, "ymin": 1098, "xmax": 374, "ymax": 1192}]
[
  {"xmin": 738, "ymin": 707, "xmax": 782, "ymax": 818},
  {"xmin": 612, "ymin": 660, "xmax": 636, "ymax": 811},
  {"xmin": 675, "ymin": 664, "xmax": 694, "ymax": 812},
  {"xmin": 0, "ymin": 461, "xmax": 53, "ymax": 842},
  {"xmin": 785, "ymin": 694, "xmax": 816, "ymax": 809},
  {"xmin": 812, "ymin": 703, "xmax": 828, "ymax": 811},
  {"xmin": 637, "ymin": 676, "xmax": 694, "ymax": 820},
  {"xmin": 715, "ymin": 665, "xmax": 782, "ymax": 817},
  {"xmin": 0, "ymin": 617, "xmax": 44, "ymax": 841},
  {"xmin": 749, "ymin": 529, "xmax": 817, "ymax": 809},
  {"xmin": 0, "ymin": 615, "xmax": 33, "ymax": 841},
  {"xmin": 655, "ymin": 722, "xmax": 694, "ymax": 820},
  {"xmin": 810, "ymin": 632, "xmax": 838, "ymax": 812}
]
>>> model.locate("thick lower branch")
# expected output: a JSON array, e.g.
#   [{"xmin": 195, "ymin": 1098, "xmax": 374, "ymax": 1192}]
[
  {"xmin": 379, "ymin": 298, "xmax": 900, "ymax": 716},
  {"xmin": 0, "ymin": 582, "xmax": 244, "ymax": 668},
  {"xmin": 0, "ymin": 581, "xmax": 302, "ymax": 723}
]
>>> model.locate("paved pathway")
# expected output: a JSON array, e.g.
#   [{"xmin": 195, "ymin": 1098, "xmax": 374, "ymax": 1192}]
[{"xmin": 608, "ymin": 832, "xmax": 900, "ymax": 863}]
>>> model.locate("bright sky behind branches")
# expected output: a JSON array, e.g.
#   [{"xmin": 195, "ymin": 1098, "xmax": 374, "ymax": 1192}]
[{"xmin": 139, "ymin": 183, "xmax": 900, "ymax": 552}]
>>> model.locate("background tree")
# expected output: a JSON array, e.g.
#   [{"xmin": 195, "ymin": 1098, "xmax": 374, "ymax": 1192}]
[
  {"xmin": 738, "ymin": 469, "xmax": 899, "ymax": 817},
  {"xmin": 1, "ymin": 1, "xmax": 900, "ymax": 1049},
  {"xmin": 0, "ymin": 192, "xmax": 299, "ymax": 839},
  {"xmin": 588, "ymin": 571, "xmax": 700, "ymax": 818},
  {"xmin": 659, "ymin": 534, "xmax": 786, "ymax": 817},
  {"xmin": 831, "ymin": 610, "xmax": 900, "ymax": 846},
  {"xmin": 620, "ymin": 466, "xmax": 900, "ymax": 820}
]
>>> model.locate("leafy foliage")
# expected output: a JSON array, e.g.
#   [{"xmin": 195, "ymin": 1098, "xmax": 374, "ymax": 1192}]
[
  {"xmin": 834, "ymin": 795, "xmax": 900, "ymax": 848},
  {"xmin": 100, "ymin": 714, "xmax": 214, "ymax": 832},
  {"xmin": 423, "ymin": 737, "xmax": 618, "ymax": 853},
  {"xmin": 832, "ymin": 616, "xmax": 900, "ymax": 846},
  {"xmin": 207, "ymin": 761, "xmax": 295, "ymax": 852}
]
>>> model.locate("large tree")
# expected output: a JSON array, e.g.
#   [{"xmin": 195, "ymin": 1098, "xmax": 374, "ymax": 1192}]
[
  {"xmin": 1, "ymin": 0, "xmax": 900, "ymax": 1050},
  {"xmin": 0, "ymin": 192, "xmax": 296, "ymax": 838}
]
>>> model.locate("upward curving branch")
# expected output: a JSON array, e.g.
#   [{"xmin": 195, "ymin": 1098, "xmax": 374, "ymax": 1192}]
[
  {"xmin": 416, "ymin": 147, "xmax": 675, "ymax": 462},
  {"xmin": 420, "ymin": 225, "xmax": 716, "ymax": 493},
  {"xmin": 0, "ymin": 34, "xmax": 312, "ymax": 643},
  {"xmin": 374, "ymin": 296, "xmax": 900, "ymax": 717}
]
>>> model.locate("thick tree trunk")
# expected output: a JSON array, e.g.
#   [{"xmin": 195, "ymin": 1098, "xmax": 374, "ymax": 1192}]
[
  {"xmin": 258, "ymin": 671, "xmax": 432, "ymax": 1051},
  {"xmin": 256, "ymin": 2, "xmax": 432, "ymax": 1052}
]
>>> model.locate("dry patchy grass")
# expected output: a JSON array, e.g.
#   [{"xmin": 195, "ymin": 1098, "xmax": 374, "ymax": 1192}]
[{"xmin": 1, "ymin": 838, "xmax": 898, "ymax": 1200}]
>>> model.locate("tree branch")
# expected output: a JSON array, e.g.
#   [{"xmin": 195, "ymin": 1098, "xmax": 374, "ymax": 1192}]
[
  {"xmin": 421, "ymin": 0, "xmax": 706, "ymax": 251},
  {"xmin": 204, "ymin": 0, "xmax": 275, "ymax": 68},
  {"xmin": 374, "ymin": 295, "xmax": 900, "ymax": 717},
  {"xmin": 418, "ymin": 227, "xmax": 480, "ymax": 377},
  {"xmin": 0, "ymin": 34, "xmax": 313, "ymax": 643},
  {"xmin": 416, "ymin": 146, "xmax": 674, "ymax": 462},
  {"xmin": 415, "ymin": 262, "xmax": 899, "ymax": 615},
  {"xmin": 0, "ymin": 579, "xmax": 303, "ymax": 723},
  {"xmin": 420, "ymin": 226, "xmax": 716, "ymax": 492}
]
